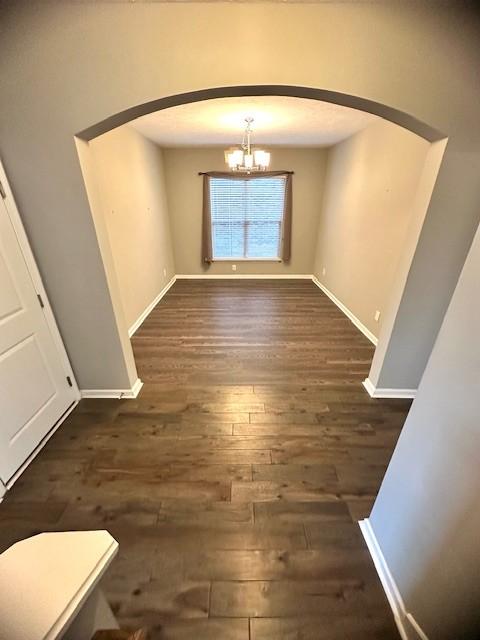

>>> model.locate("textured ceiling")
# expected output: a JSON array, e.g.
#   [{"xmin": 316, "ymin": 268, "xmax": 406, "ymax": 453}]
[{"xmin": 129, "ymin": 96, "xmax": 378, "ymax": 147}]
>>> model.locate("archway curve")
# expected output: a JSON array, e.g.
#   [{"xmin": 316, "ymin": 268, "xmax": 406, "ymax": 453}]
[
  {"xmin": 77, "ymin": 85, "xmax": 445, "ymax": 143},
  {"xmin": 77, "ymin": 81, "xmax": 451, "ymax": 401}
]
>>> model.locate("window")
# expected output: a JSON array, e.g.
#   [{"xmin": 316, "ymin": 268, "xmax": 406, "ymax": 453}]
[{"xmin": 209, "ymin": 175, "xmax": 287, "ymax": 260}]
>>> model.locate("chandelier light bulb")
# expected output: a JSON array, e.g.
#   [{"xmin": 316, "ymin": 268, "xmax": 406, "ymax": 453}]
[{"xmin": 225, "ymin": 117, "xmax": 270, "ymax": 173}]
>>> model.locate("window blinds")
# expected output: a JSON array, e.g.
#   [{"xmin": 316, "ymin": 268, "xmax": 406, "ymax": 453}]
[{"xmin": 209, "ymin": 176, "xmax": 287, "ymax": 259}]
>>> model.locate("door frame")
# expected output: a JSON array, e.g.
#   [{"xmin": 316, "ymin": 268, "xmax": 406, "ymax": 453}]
[{"xmin": 0, "ymin": 158, "xmax": 80, "ymax": 498}]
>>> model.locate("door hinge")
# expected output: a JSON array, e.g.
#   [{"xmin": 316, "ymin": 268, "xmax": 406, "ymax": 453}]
[
  {"xmin": 37, "ymin": 293, "xmax": 45, "ymax": 308},
  {"xmin": 0, "ymin": 181, "xmax": 6, "ymax": 200},
  {"xmin": 66, "ymin": 376, "xmax": 73, "ymax": 387}
]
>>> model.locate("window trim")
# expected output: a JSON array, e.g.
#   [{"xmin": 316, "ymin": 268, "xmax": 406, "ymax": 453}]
[
  {"xmin": 207, "ymin": 173, "xmax": 289, "ymax": 262},
  {"xmin": 201, "ymin": 170, "xmax": 293, "ymax": 265}
]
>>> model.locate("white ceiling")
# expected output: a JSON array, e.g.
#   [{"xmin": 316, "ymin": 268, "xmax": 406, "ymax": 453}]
[{"xmin": 129, "ymin": 96, "xmax": 379, "ymax": 147}]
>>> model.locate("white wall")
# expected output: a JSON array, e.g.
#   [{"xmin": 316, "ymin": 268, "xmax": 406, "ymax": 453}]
[
  {"xmin": 89, "ymin": 126, "xmax": 175, "ymax": 331},
  {"xmin": 163, "ymin": 147, "xmax": 327, "ymax": 275},
  {"xmin": 370, "ymin": 218, "xmax": 480, "ymax": 638},
  {"xmin": 313, "ymin": 119, "xmax": 430, "ymax": 339}
]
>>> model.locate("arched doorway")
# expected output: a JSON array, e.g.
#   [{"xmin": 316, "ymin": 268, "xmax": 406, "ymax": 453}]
[
  {"xmin": 77, "ymin": 84, "xmax": 443, "ymax": 143},
  {"xmin": 76, "ymin": 84, "xmax": 447, "ymax": 399}
]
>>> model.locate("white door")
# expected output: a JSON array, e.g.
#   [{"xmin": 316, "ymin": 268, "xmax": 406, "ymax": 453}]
[{"xmin": 0, "ymin": 168, "xmax": 78, "ymax": 485}]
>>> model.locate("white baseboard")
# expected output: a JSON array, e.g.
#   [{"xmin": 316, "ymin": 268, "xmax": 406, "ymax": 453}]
[
  {"xmin": 359, "ymin": 519, "xmax": 429, "ymax": 640},
  {"xmin": 81, "ymin": 378, "xmax": 143, "ymax": 399},
  {"xmin": 311, "ymin": 276, "xmax": 378, "ymax": 346},
  {"xmin": 175, "ymin": 274, "xmax": 313, "ymax": 280},
  {"xmin": 128, "ymin": 276, "xmax": 176, "ymax": 337},
  {"xmin": 363, "ymin": 377, "xmax": 416, "ymax": 399}
]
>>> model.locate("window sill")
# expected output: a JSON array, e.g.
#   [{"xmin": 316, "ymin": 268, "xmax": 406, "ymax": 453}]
[{"xmin": 212, "ymin": 258, "xmax": 282, "ymax": 263}]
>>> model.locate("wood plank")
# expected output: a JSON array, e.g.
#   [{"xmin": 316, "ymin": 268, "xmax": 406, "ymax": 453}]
[
  {"xmin": 304, "ymin": 522, "xmax": 366, "ymax": 549},
  {"xmin": 253, "ymin": 501, "xmax": 351, "ymax": 524},
  {"xmin": 231, "ymin": 481, "xmax": 342, "ymax": 503},
  {"xmin": 235, "ymin": 423, "xmax": 374, "ymax": 436},
  {"xmin": 250, "ymin": 617, "xmax": 399, "ymax": 639},
  {"xmin": 157, "ymin": 501, "xmax": 254, "ymax": 526},
  {"xmin": 252, "ymin": 463, "xmax": 337, "ymax": 484},
  {"xmin": 123, "ymin": 620, "xmax": 250, "ymax": 640},
  {"xmin": 107, "ymin": 577, "xmax": 210, "ymax": 623},
  {"xmin": 154, "ymin": 548, "xmax": 377, "ymax": 582},
  {"xmin": 152, "ymin": 522, "xmax": 308, "ymax": 551},
  {"xmin": 92, "ymin": 463, "xmax": 252, "ymax": 483},
  {"xmin": 249, "ymin": 412, "xmax": 323, "ymax": 424},
  {"xmin": 113, "ymin": 448, "xmax": 271, "ymax": 465},
  {"xmin": 210, "ymin": 579, "xmax": 387, "ymax": 617}
]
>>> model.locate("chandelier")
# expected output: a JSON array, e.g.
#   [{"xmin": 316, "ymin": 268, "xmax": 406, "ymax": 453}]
[{"xmin": 225, "ymin": 117, "xmax": 271, "ymax": 173}]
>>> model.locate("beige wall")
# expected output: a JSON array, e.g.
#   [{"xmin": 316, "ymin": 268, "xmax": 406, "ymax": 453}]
[
  {"xmin": 368, "ymin": 138, "xmax": 448, "ymax": 390},
  {"xmin": 313, "ymin": 119, "xmax": 430, "ymax": 339},
  {"xmin": 89, "ymin": 126, "xmax": 175, "ymax": 330},
  {"xmin": 370, "ymin": 219, "xmax": 480, "ymax": 638},
  {"xmin": 75, "ymin": 138, "xmax": 139, "ymax": 390},
  {"xmin": 163, "ymin": 147, "xmax": 327, "ymax": 275}
]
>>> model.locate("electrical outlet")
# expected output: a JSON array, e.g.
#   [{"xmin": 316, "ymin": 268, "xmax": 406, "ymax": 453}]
[
  {"xmin": 163, "ymin": 268, "xmax": 167, "ymax": 277},
  {"xmin": 322, "ymin": 266, "xmax": 326, "ymax": 276},
  {"xmin": 232, "ymin": 264, "xmax": 237, "ymax": 272},
  {"xmin": 374, "ymin": 310, "xmax": 381, "ymax": 322}
]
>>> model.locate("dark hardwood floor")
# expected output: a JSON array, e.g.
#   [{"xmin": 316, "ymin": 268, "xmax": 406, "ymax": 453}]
[{"xmin": 0, "ymin": 280, "xmax": 411, "ymax": 639}]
